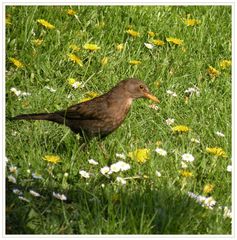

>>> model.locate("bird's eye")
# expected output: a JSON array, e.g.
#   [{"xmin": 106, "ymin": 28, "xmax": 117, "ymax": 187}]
[{"xmin": 139, "ymin": 85, "xmax": 144, "ymax": 90}]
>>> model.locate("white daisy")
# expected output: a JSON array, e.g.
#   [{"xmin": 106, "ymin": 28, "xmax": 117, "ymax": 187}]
[
  {"xmin": 100, "ymin": 166, "xmax": 110, "ymax": 175},
  {"xmin": 215, "ymin": 131, "xmax": 225, "ymax": 137},
  {"xmin": 227, "ymin": 165, "xmax": 232, "ymax": 172},
  {"xmin": 21, "ymin": 92, "xmax": 31, "ymax": 97},
  {"xmin": 117, "ymin": 161, "xmax": 131, "ymax": 171},
  {"xmin": 181, "ymin": 161, "xmax": 188, "ymax": 169},
  {"xmin": 79, "ymin": 170, "xmax": 90, "ymax": 178},
  {"xmin": 9, "ymin": 166, "xmax": 17, "ymax": 174},
  {"xmin": 10, "ymin": 87, "xmax": 21, "ymax": 96},
  {"xmin": 110, "ymin": 161, "xmax": 131, "ymax": 172},
  {"xmin": 148, "ymin": 104, "xmax": 159, "ymax": 110},
  {"xmin": 29, "ymin": 190, "xmax": 41, "ymax": 197},
  {"xmin": 8, "ymin": 175, "xmax": 16, "ymax": 183},
  {"xmin": 144, "ymin": 42, "xmax": 154, "ymax": 49},
  {"xmin": 187, "ymin": 192, "xmax": 216, "ymax": 210},
  {"xmin": 223, "ymin": 206, "xmax": 232, "ymax": 219},
  {"xmin": 166, "ymin": 90, "xmax": 177, "ymax": 97},
  {"xmin": 116, "ymin": 177, "xmax": 127, "ymax": 185},
  {"xmin": 88, "ymin": 159, "xmax": 99, "ymax": 165},
  {"xmin": 11, "ymin": 87, "xmax": 31, "ymax": 98},
  {"xmin": 184, "ymin": 86, "xmax": 200, "ymax": 96},
  {"xmin": 155, "ymin": 170, "xmax": 161, "ymax": 177},
  {"xmin": 203, "ymin": 197, "xmax": 216, "ymax": 209},
  {"xmin": 155, "ymin": 148, "xmax": 167, "ymax": 156},
  {"xmin": 191, "ymin": 138, "xmax": 200, "ymax": 144},
  {"xmin": 45, "ymin": 86, "xmax": 56, "ymax": 93},
  {"xmin": 53, "ymin": 192, "xmax": 67, "ymax": 201},
  {"xmin": 18, "ymin": 196, "xmax": 30, "ymax": 203},
  {"xmin": 72, "ymin": 81, "xmax": 81, "ymax": 89},
  {"xmin": 182, "ymin": 153, "xmax": 195, "ymax": 162},
  {"xmin": 32, "ymin": 173, "xmax": 43, "ymax": 180},
  {"xmin": 13, "ymin": 188, "xmax": 23, "ymax": 195},
  {"xmin": 115, "ymin": 153, "xmax": 126, "ymax": 160},
  {"xmin": 110, "ymin": 163, "xmax": 121, "ymax": 173},
  {"xmin": 165, "ymin": 118, "xmax": 175, "ymax": 125}
]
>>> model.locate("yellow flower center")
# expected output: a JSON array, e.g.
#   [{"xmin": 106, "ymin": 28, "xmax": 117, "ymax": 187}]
[
  {"xmin": 128, "ymin": 148, "xmax": 150, "ymax": 163},
  {"xmin": 37, "ymin": 19, "xmax": 55, "ymax": 30},
  {"xmin": 83, "ymin": 43, "xmax": 101, "ymax": 51},
  {"xmin": 43, "ymin": 155, "xmax": 61, "ymax": 164},
  {"xmin": 166, "ymin": 37, "xmax": 183, "ymax": 45}
]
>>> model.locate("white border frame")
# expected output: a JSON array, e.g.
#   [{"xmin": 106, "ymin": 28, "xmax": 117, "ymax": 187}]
[{"xmin": 1, "ymin": 1, "xmax": 235, "ymax": 239}]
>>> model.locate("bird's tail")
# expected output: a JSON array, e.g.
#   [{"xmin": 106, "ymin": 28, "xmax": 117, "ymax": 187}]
[
  {"xmin": 12, "ymin": 112, "xmax": 65, "ymax": 125},
  {"xmin": 13, "ymin": 113, "xmax": 52, "ymax": 120}
]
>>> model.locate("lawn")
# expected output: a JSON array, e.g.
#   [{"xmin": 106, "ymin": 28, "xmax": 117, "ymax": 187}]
[{"xmin": 5, "ymin": 5, "xmax": 232, "ymax": 234}]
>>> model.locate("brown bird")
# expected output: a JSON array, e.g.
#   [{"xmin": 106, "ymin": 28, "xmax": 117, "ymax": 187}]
[{"xmin": 12, "ymin": 78, "xmax": 159, "ymax": 139}]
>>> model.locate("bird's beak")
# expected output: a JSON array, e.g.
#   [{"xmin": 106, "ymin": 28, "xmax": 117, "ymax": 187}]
[{"xmin": 144, "ymin": 92, "xmax": 160, "ymax": 103}]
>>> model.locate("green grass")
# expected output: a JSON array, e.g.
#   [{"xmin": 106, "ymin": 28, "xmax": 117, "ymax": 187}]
[{"xmin": 5, "ymin": 5, "xmax": 232, "ymax": 234}]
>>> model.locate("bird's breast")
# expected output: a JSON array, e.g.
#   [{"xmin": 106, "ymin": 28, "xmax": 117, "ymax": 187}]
[{"xmin": 106, "ymin": 97, "xmax": 133, "ymax": 127}]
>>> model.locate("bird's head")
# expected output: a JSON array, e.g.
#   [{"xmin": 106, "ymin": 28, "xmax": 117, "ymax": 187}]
[{"xmin": 121, "ymin": 78, "xmax": 160, "ymax": 103}]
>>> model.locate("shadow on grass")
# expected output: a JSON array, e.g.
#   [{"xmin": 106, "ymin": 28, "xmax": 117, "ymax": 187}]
[{"xmin": 6, "ymin": 178, "xmax": 230, "ymax": 235}]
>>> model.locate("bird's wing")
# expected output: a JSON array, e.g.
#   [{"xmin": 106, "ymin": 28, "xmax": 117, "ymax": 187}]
[{"xmin": 57, "ymin": 97, "xmax": 106, "ymax": 120}]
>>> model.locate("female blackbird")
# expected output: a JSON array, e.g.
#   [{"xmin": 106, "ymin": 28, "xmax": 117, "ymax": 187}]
[{"xmin": 13, "ymin": 78, "xmax": 159, "ymax": 138}]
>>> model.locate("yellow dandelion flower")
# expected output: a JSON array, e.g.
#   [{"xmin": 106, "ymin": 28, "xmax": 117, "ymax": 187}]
[
  {"xmin": 68, "ymin": 78, "xmax": 76, "ymax": 85},
  {"xmin": 129, "ymin": 60, "xmax": 141, "ymax": 65},
  {"xmin": 148, "ymin": 31, "xmax": 155, "ymax": 37},
  {"xmin": 116, "ymin": 43, "xmax": 124, "ymax": 51},
  {"xmin": 206, "ymin": 147, "xmax": 227, "ymax": 157},
  {"xmin": 208, "ymin": 66, "xmax": 220, "ymax": 78},
  {"xmin": 203, "ymin": 183, "xmax": 214, "ymax": 194},
  {"xmin": 43, "ymin": 155, "xmax": 61, "ymax": 164},
  {"xmin": 67, "ymin": 9, "xmax": 77, "ymax": 16},
  {"xmin": 37, "ymin": 19, "xmax": 55, "ymax": 30},
  {"xmin": 86, "ymin": 91, "xmax": 99, "ymax": 98},
  {"xmin": 166, "ymin": 37, "xmax": 183, "ymax": 45},
  {"xmin": 128, "ymin": 148, "xmax": 150, "ymax": 164},
  {"xmin": 69, "ymin": 44, "xmax": 80, "ymax": 52},
  {"xmin": 184, "ymin": 18, "xmax": 201, "ymax": 26},
  {"xmin": 83, "ymin": 43, "xmax": 101, "ymax": 51},
  {"xmin": 32, "ymin": 39, "xmax": 43, "ymax": 46},
  {"xmin": 152, "ymin": 39, "xmax": 165, "ymax": 46},
  {"xmin": 80, "ymin": 92, "xmax": 99, "ymax": 102},
  {"xmin": 9, "ymin": 57, "xmax": 24, "ymax": 68},
  {"xmin": 180, "ymin": 170, "xmax": 193, "ymax": 177},
  {"xmin": 80, "ymin": 97, "xmax": 93, "ymax": 103},
  {"xmin": 68, "ymin": 53, "xmax": 83, "ymax": 66},
  {"xmin": 126, "ymin": 29, "xmax": 140, "ymax": 37},
  {"xmin": 219, "ymin": 60, "xmax": 231, "ymax": 69},
  {"xmin": 172, "ymin": 125, "xmax": 190, "ymax": 133},
  {"xmin": 101, "ymin": 57, "xmax": 108, "ymax": 66}
]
